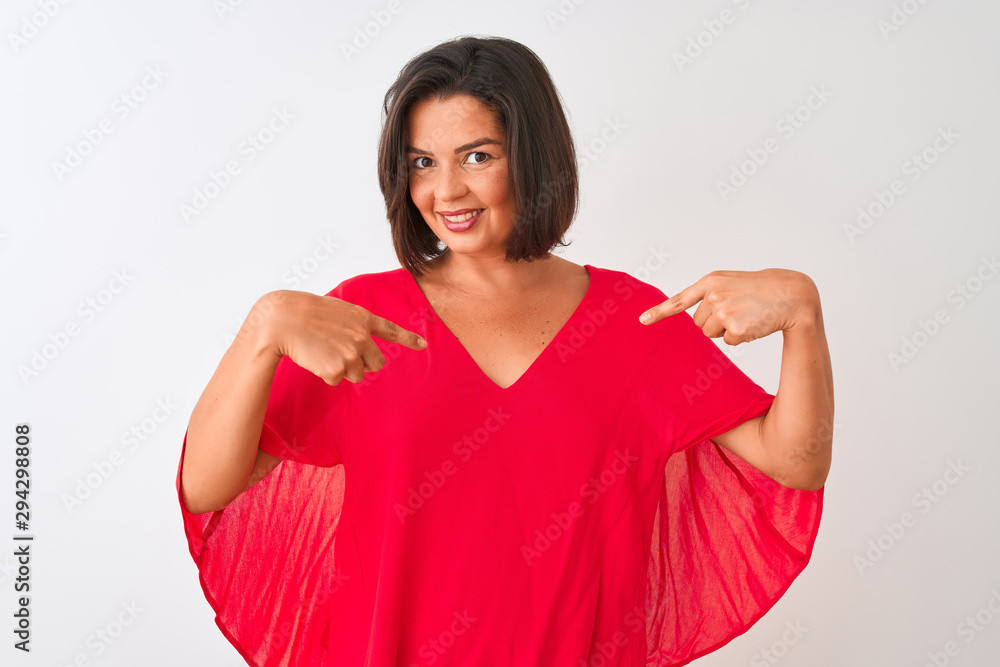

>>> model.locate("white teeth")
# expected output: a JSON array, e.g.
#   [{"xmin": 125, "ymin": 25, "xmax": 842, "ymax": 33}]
[{"xmin": 442, "ymin": 209, "xmax": 483, "ymax": 223}]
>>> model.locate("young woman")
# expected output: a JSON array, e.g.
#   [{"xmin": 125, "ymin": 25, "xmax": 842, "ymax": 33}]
[{"xmin": 177, "ymin": 35, "xmax": 831, "ymax": 666}]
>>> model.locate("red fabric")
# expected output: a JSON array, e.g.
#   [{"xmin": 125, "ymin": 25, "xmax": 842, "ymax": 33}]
[{"xmin": 175, "ymin": 264, "xmax": 823, "ymax": 666}]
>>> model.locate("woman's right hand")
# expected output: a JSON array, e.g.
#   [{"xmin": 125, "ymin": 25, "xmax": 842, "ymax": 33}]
[{"xmin": 249, "ymin": 289, "xmax": 427, "ymax": 385}]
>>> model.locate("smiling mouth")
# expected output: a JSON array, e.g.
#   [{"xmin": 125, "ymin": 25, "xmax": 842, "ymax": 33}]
[{"xmin": 440, "ymin": 209, "xmax": 484, "ymax": 223}]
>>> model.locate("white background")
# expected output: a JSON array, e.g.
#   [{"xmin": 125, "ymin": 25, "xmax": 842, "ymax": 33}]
[{"xmin": 2, "ymin": 0, "xmax": 999, "ymax": 665}]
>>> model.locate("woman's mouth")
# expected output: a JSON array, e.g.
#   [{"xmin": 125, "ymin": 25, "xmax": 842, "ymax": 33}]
[{"xmin": 440, "ymin": 208, "xmax": 484, "ymax": 232}]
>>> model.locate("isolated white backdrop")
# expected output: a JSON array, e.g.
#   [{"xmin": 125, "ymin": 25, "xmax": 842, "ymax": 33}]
[{"xmin": 2, "ymin": 0, "xmax": 999, "ymax": 665}]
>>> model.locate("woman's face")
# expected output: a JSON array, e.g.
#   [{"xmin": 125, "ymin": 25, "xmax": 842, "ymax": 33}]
[{"xmin": 405, "ymin": 94, "xmax": 515, "ymax": 261}]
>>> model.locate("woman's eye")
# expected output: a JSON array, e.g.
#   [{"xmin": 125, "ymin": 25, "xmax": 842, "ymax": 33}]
[{"xmin": 410, "ymin": 153, "xmax": 490, "ymax": 170}]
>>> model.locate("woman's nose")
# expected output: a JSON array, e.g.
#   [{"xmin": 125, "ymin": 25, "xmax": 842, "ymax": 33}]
[{"xmin": 434, "ymin": 164, "xmax": 468, "ymax": 202}]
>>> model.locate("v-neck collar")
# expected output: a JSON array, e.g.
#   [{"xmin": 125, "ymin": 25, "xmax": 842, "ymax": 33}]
[{"xmin": 403, "ymin": 264, "xmax": 596, "ymax": 391}]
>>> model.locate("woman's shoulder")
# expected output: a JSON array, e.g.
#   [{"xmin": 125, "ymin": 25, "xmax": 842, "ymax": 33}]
[
  {"xmin": 583, "ymin": 263, "xmax": 699, "ymax": 354},
  {"xmin": 585, "ymin": 263, "xmax": 671, "ymax": 303},
  {"xmin": 322, "ymin": 266, "xmax": 410, "ymax": 300}
]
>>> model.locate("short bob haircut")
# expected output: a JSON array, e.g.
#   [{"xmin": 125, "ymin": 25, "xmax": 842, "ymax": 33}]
[{"xmin": 378, "ymin": 35, "xmax": 579, "ymax": 278}]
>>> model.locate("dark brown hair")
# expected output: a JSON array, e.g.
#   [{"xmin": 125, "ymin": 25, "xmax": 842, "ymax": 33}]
[{"xmin": 377, "ymin": 35, "xmax": 579, "ymax": 278}]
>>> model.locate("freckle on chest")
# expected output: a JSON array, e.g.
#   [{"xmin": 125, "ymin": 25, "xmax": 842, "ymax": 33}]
[
  {"xmin": 430, "ymin": 297, "xmax": 572, "ymax": 387},
  {"xmin": 413, "ymin": 263, "xmax": 590, "ymax": 388},
  {"xmin": 446, "ymin": 303, "xmax": 556, "ymax": 350}
]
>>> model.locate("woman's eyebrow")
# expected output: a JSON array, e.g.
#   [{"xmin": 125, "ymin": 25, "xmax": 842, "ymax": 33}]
[{"xmin": 405, "ymin": 137, "xmax": 503, "ymax": 156}]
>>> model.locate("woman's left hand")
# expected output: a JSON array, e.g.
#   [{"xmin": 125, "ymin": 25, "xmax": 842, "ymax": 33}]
[{"xmin": 638, "ymin": 269, "xmax": 821, "ymax": 344}]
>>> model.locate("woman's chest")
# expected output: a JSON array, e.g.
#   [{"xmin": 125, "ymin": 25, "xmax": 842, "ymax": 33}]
[
  {"xmin": 436, "ymin": 304, "xmax": 568, "ymax": 389},
  {"xmin": 424, "ymin": 283, "xmax": 587, "ymax": 390}
]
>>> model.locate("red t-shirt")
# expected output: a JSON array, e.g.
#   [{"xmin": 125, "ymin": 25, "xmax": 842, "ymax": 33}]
[{"xmin": 175, "ymin": 264, "xmax": 823, "ymax": 666}]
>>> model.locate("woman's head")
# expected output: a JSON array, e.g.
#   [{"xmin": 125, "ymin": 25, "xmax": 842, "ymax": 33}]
[{"xmin": 378, "ymin": 36, "xmax": 578, "ymax": 277}]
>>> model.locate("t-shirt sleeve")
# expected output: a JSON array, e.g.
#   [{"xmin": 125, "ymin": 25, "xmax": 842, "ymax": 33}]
[
  {"xmin": 630, "ymin": 284, "xmax": 823, "ymax": 666},
  {"xmin": 256, "ymin": 354, "xmax": 353, "ymax": 468},
  {"xmin": 256, "ymin": 281, "xmax": 357, "ymax": 468},
  {"xmin": 174, "ymin": 278, "xmax": 359, "ymax": 666},
  {"xmin": 634, "ymin": 302, "xmax": 775, "ymax": 460}
]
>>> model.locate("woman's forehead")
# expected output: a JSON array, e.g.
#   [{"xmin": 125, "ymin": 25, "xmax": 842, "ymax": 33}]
[{"xmin": 405, "ymin": 96, "xmax": 505, "ymax": 147}]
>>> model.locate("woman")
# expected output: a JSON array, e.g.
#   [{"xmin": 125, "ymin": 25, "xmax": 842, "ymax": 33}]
[{"xmin": 177, "ymin": 35, "xmax": 831, "ymax": 666}]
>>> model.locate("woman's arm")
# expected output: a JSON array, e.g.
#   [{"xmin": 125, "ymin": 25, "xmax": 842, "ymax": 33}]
[
  {"xmin": 181, "ymin": 296, "xmax": 285, "ymax": 514},
  {"xmin": 640, "ymin": 269, "xmax": 834, "ymax": 490},
  {"xmin": 712, "ymin": 296, "xmax": 833, "ymax": 490},
  {"xmin": 180, "ymin": 288, "xmax": 429, "ymax": 513}
]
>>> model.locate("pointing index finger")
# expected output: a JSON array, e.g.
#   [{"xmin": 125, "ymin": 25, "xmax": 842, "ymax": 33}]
[
  {"xmin": 667, "ymin": 280, "xmax": 710, "ymax": 314},
  {"xmin": 370, "ymin": 314, "xmax": 427, "ymax": 350},
  {"xmin": 661, "ymin": 288, "xmax": 690, "ymax": 316},
  {"xmin": 638, "ymin": 278, "xmax": 706, "ymax": 324}
]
